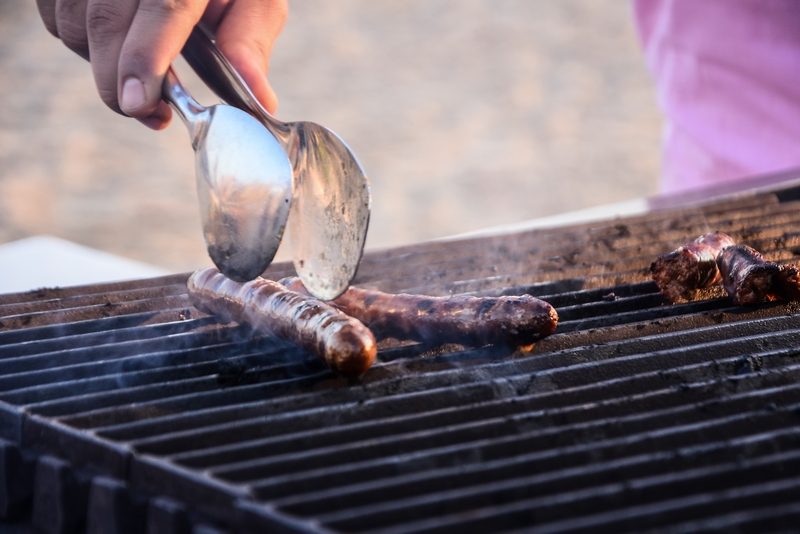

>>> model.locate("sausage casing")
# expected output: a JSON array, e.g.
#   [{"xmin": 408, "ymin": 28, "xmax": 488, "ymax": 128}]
[
  {"xmin": 188, "ymin": 268, "xmax": 377, "ymax": 376},
  {"xmin": 650, "ymin": 232, "xmax": 736, "ymax": 302},
  {"xmin": 280, "ymin": 277, "xmax": 558, "ymax": 346},
  {"xmin": 774, "ymin": 264, "xmax": 800, "ymax": 301},
  {"xmin": 716, "ymin": 245, "xmax": 782, "ymax": 305}
]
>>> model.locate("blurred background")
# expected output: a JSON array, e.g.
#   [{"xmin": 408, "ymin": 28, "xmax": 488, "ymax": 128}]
[{"xmin": 0, "ymin": 0, "xmax": 663, "ymax": 275}]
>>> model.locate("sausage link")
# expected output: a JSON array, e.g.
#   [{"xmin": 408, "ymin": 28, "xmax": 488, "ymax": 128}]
[
  {"xmin": 280, "ymin": 277, "xmax": 558, "ymax": 346},
  {"xmin": 774, "ymin": 264, "xmax": 800, "ymax": 301},
  {"xmin": 650, "ymin": 232, "xmax": 736, "ymax": 302},
  {"xmin": 188, "ymin": 268, "xmax": 377, "ymax": 376},
  {"xmin": 716, "ymin": 245, "xmax": 782, "ymax": 305}
]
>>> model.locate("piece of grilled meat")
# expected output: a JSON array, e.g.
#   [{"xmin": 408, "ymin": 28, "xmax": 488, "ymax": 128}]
[
  {"xmin": 188, "ymin": 268, "xmax": 377, "ymax": 376},
  {"xmin": 280, "ymin": 277, "xmax": 559, "ymax": 346}
]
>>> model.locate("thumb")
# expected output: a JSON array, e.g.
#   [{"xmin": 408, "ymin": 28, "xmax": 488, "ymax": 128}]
[{"xmin": 116, "ymin": 0, "xmax": 206, "ymax": 125}]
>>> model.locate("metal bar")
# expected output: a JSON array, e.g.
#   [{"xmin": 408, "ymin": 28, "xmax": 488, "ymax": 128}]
[{"xmin": 1, "ymin": 188, "xmax": 800, "ymax": 533}]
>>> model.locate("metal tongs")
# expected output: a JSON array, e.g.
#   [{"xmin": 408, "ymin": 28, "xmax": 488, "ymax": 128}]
[{"xmin": 181, "ymin": 25, "xmax": 371, "ymax": 300}]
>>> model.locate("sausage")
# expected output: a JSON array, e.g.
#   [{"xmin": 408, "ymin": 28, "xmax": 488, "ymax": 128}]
[
  {"xmin": 279, "ymin": 277, "xmax": 559, "ymax": 346},
  {"xmin": 650, "ymin": 232, "xmax": 736, "ymax": 302},
  {"xmin": 187, "ymin": 268, "xmax": 377, "ymax": 376},
  {"xmin": 774, "ymin": 264, "xmax": 800, "ymax": 301},
  {"xmin": 716, "ymin": 245, "xmax": 782, "ymax": 305},
  {"xmin": 653, "ymin": 233, "xmax": 800, "ymax": 305}
]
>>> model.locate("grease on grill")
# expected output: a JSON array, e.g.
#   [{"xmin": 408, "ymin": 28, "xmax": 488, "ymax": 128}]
[
  {"xmin": 216, "ymin": 358, "xmax": 250, "ymax": 387},
  {"xmin": 735, "ymin": 355, "xmax": 764, "ymax": 375}
]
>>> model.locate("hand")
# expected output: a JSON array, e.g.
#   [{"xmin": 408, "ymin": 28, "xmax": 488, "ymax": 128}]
[{"xmin": 36, "ymin": 0, "xmax": 288, "ymax": 130}]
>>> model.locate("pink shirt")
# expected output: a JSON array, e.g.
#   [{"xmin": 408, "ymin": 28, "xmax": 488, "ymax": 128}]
[{"xmin": 632, "ymin": 0, "xmax": 800, "ymax": 193}]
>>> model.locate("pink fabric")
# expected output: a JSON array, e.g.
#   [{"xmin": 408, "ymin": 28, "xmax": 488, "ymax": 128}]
[{"xmin": 632, "ymin": 0, "xmax": 800, "ymax": 193}]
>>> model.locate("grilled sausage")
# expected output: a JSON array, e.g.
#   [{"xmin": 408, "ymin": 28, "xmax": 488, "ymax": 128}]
[
  {"xmin": 188, "ymin": 268, "xmax": 377, "ymax": 376},
  {"xmin": 774, "ymin": 264, "xmax": 800, "ymax": 301},
  {"xmin": 650, "ymin": 232, "xmax": 736, "ymax": 302},
  {"xmin": 716, "ymin": 245, "xmax": 782, "ymax": 305},
  {"xmin": 280, "ymin": 277, "xmax": 559, "ymax": 346}
]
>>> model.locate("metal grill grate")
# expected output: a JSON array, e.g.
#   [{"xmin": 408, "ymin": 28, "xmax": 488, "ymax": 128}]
[{"xmin": 2, "ymin": 189, "xmax": 800, "ymax": 533}]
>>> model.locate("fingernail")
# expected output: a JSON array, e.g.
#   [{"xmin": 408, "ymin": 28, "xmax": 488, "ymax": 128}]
[
  {"xmin": 120, "ymin": 77, "xmax": 146, "ymax": 113},
  {"xmin": 139, "ymin": 116, "xmax": 164, "ymax": 130}
]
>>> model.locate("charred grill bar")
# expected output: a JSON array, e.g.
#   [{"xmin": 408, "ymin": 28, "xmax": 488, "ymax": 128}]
[{"xmin": 3, "ymin": 187, "xmax": 800, "ymax": 532}]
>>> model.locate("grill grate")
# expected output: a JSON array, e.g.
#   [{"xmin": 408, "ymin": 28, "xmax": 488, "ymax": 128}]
[{"xmin": 2, "ymin": 189, "xmax": 800, "ymax": 532}]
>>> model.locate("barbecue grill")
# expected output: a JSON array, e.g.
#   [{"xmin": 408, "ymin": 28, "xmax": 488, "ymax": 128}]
[{"xmin": 3, "ymin": 181, "xmax": 800, "ymax": 533}]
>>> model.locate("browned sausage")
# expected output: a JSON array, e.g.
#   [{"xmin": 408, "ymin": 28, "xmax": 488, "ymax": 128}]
[
  {"xmin": 774, "ymin": 264, "xmax": 800, "ymax": 301},
  {"xmin": 650, "ymin": 232, "xmax": 736, "ymax": 302},
  {"xmin": 716, "ymin": 245, "xmax": 783, "ymax": 305},
  {"xmin": 187, "ymin": 268, "xmax": 377, "ymax": 376},
  {"xmin": 280, "ymin": 277, "xmax": 558, "ymax": 346}
]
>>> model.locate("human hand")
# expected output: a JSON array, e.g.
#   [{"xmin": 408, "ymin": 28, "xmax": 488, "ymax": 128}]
[{"xmin": 36, "ymin": 0, "xmax": 288, "ymax": 130}]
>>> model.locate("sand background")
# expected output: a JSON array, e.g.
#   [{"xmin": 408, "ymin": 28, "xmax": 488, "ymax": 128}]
[{"xmin": 0, "ymin": 0, "xmax": 663, "ymax": 273}]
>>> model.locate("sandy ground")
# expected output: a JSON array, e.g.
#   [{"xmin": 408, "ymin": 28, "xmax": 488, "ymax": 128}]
[{"xmin": 0, "ymin": 0, "xmax": 663, "ymax": 273}]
